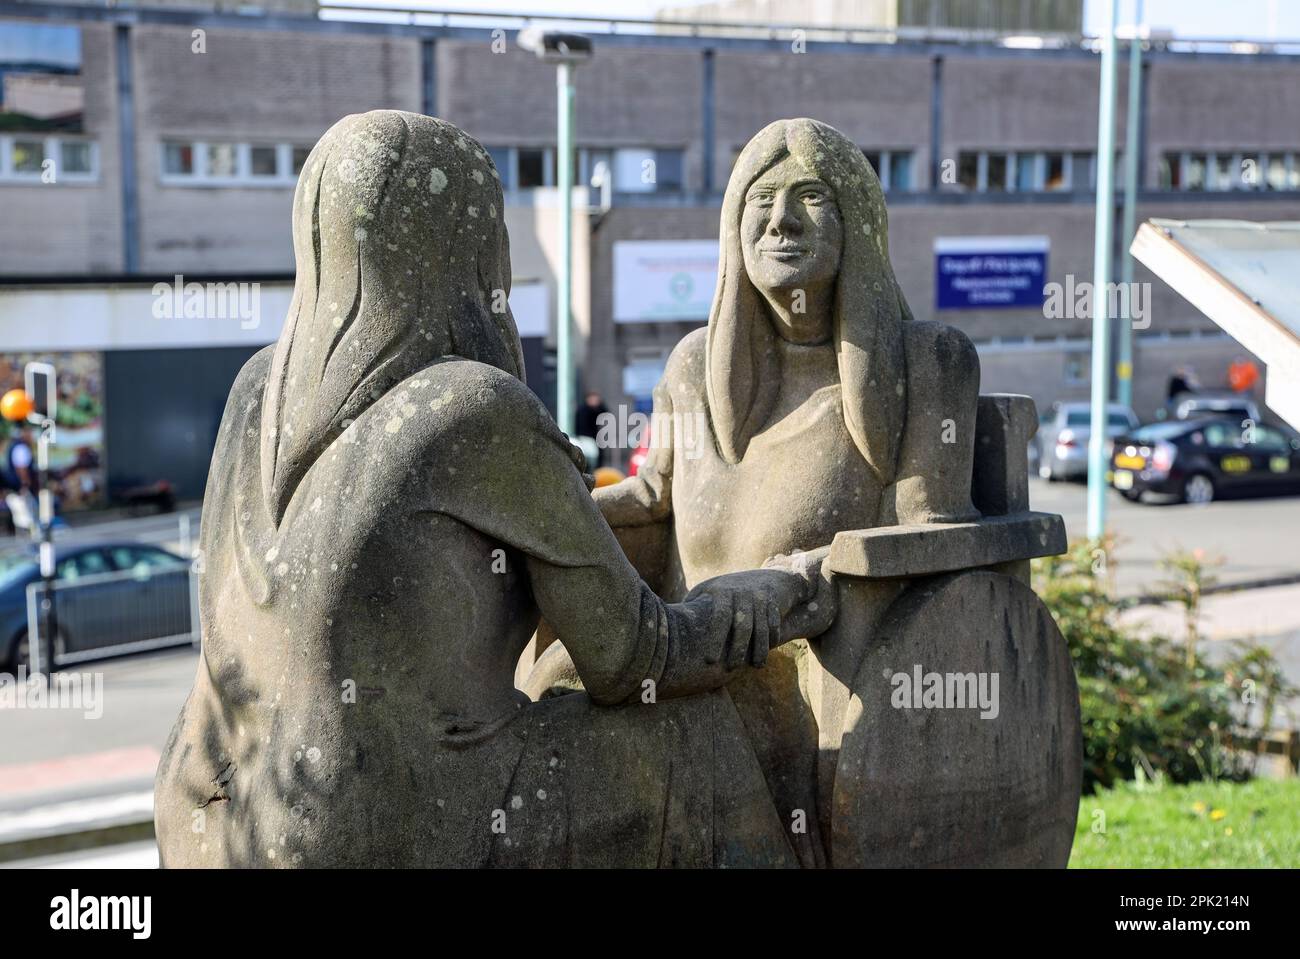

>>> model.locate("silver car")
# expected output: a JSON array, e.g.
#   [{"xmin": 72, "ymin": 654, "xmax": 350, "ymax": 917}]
[{"xmin": 1035, "ymin": 402, "xmax": 1140, "ymax": 481}]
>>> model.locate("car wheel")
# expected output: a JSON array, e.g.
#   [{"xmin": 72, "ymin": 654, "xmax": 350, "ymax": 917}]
[
  {"xmin": 1122, "ymin": 488, "xmax": 1141, "ymax": 501},
  {"xmin": 10, "ymin": 629, "xmax": 68, "ymax": 673},
  {"xmin": 1182, "ymin": 473, "xmax": 1216, "ymax": 505}
]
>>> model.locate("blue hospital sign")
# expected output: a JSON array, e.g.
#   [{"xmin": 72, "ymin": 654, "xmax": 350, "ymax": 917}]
[{"xmin": 935, "ymin": 236, "xmax": 1049, "ymax": 310}]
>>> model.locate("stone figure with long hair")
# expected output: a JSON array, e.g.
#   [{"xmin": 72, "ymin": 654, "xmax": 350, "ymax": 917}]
[{"xmin": 154, "ymin": 111, "xmax": 835, "ymax": 868}]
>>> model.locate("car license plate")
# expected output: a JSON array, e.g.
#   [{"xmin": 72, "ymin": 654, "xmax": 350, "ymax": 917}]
[
  {"xmin": 1221, "ymin": 455, "xmax": 1251, "ymax": 474},
  {"xmin": 1114, "ymin": 453, "xmax": 1145, "ymax": 469},
  {"xmin": 1113, "ymin": 469, "xmax": 1134, "ymax": 490}
]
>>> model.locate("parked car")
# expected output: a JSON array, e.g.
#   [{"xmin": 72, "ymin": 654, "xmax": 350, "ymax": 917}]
[
  {"xmin": 1109, "ymin": 418, "xmax": 1300, "ymax": 504},
  {"xmin": 1035, "ymin": 402, "xmax": 1140, "ymax": 481},
  {"xmin": 1163, "ymin": 391, "xmax": 1262, "ymax": 425},
  {"xmin": 0, "ymin": 541, "xmax": 192, "ymax": 670}
]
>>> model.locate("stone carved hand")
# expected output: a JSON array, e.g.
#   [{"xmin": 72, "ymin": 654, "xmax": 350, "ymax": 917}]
[
  {"xmin": 684, "ymin": 565, "xmax": 822, "ymax": 670},
  {"xmin": 763, "ymin": 546, "xmax": 837, "ymax": 642}
]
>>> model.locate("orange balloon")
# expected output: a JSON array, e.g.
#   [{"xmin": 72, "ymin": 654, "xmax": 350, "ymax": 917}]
[
  {"xmin": 593, "ymin": 466, "xmax": 625, "ymax": 488},
  {"xmin": 0, "ymin": 389, "xmax": 34, "ymax": 422}
]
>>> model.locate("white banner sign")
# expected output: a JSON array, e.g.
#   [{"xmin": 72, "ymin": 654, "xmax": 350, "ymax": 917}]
[{"xmin": 614, "ymin": 240, "xmax": 718, "ymax": 323}]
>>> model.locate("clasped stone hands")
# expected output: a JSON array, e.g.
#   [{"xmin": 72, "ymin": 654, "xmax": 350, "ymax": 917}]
[{"xmin": 684, "ymin": 547, "xmax": 837, "ymax": 671}]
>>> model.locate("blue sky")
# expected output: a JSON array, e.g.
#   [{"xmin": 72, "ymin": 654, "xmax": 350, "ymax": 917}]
[
  {"xmin": 324, "ymin": 0, "xmax": 1300, "ymax": 41},
  {"xmin": 1084, "ymin": 0, "xmax": 1300, "ymax": 40}
]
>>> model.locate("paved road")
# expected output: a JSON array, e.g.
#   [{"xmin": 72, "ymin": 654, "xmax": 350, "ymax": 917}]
[
  {"xmin": 0, "ymin": 647, "xmax": 196, "ymax": 813},
  {"xmin": 1027, "ymin": 477, "xmax": 1300, "ymax": 596}
]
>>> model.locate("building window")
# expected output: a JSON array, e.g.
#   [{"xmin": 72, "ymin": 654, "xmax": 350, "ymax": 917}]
[
  {"xmin": 954, "ymin": 150, "xmax": 1099, "ymax": 192},
  {"xmin": 11, "ymin": 139, "xmax": 43, "ymax": 174},
  {"xmin": 651, "ymin": 148, "xmax": 684, "ymax": 192},
  {"xmin": 205, "ymin": 143, "xmax": 238, "ymax": 178},
  {"xmin": 860, "ymin": 148, "xmax": 916, "ymax": 191},
  {"xmin": 1072, "ymin": 151, "xmax": 1094, "ymax": 190},
  {"xmin": 890, "ymin": 152, "xmax": 914, "ymax": 190},
  {"xmin": 957, "ymin": 152, "xmax": 979, "ymax": 190},
  {"xmin": 986, "ymin": 153, "xmax": 1009, "ymax": 191},
  {"xmin": 163, "ymin": 143, "xmax": 193, "ymax": 176},
  {"xmin": 517, "ymin": 148, "xmax": 547, "ymax": 189},
  {"xmin": 1158, "ymin": 150, "xmax": 1299, "ymax": 192},
  {"xmin": 1013, "ymin": 153, "xmax": 1037, "ymax": 191},
  {"xmin": 485, "ymin": 146, "xmax": 686, "ymax": 195},
  {"xmin": 0, "ymin": 135, "xmax": 98, "ymax": 182},
  {"xmin": 249, "ymin": 145, "xmax": 278, "ymax": 178},
  {"xmin": 159, "ymin": 140, "xmax": 313, "ymax": 186},
  {"xmin": 1044, "ymin": 152, "xmax": 1067, "ymax": 190},
  {"xmin": 60, "ymin": 141, "xmax": 92, "ymax": 175}
]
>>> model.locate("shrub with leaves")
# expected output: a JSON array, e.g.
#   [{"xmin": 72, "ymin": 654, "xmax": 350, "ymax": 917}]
[{"xmin": 1033, "ymin": 540, "xmax": 1295, "ymax": 793}]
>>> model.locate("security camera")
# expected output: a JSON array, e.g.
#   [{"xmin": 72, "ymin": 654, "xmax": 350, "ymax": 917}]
[{"xmin": 517, "ymin": 27, "xmax": 593, "ymax": 65}]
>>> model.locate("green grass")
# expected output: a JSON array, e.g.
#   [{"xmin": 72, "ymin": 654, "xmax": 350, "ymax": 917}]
[{"xmin": 1070, "ymin": 778, "xmax": 1300, "ymax": 867}]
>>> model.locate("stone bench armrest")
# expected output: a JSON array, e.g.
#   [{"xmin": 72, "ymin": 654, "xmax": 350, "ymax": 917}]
[{"xmin": 826, "ymin": 512, "xmax": 1067, "ymax": 580}]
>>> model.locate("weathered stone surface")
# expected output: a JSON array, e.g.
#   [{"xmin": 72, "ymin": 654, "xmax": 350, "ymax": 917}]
[
  {"xmin": 832, "ymin": 571, "xmax": 1082, "ymax": 868},
  {"xmin": 827, "ymin": 512, "xmax": 1067, "ymax": 579},
  {"xmin": 528, "ymin": 118, "xmax": 1079, "ymax": 868},
  {"xmin": 154, "ymin": 110, "xmax": 832, "ymax": 868},
  {"xmin": 156, "ymin": 112, "xmax": 1077, "ymax": 869}
]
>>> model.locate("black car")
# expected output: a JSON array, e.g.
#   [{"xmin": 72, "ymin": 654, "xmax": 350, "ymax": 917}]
[
  {"xmin": 0, "ymin": 541, "xmax": 193, "ymax": 670},
  {"xmin": 1109, "ymin": 419, "xmax": 1300, "ymax": 504}
]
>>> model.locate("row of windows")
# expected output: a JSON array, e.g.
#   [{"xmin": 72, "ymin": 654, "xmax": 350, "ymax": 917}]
[
  {"xmin": 160, "ymin": 141, "xmax": 312, "ymax": 185},
  {"xmin": 1158, "ymin": 151, "xmax": 1300, "ymax": 191},
  {"xmin": 950, "ymin": 151, "xmax": 1110, "ymax": 193},
  {"xmin": 485, "ymin": 145, "xmax": 686, "ymax": 194},
  {"xmin": 11, "ymin": 137, "xmax": 1300, "ymax": 197},
  {"xmin": 0, "ymin": 135, "xmax": 97, "ymax": 182}
]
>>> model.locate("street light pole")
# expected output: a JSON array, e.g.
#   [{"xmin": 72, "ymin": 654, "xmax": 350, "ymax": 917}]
[
  {"xmin": 1087, "ymin": 0, "xmax": 1120, "ymax": 542},
  {"xmin": 556, "ymin": 60, "xmax": 576, "ymax": 436},
  {"xmin": 1117, "ymin": 0, "xmax": 1145, "ymax": 411},
  {"xmin": 518, "ymin": 28, "xmax": 592, "ymax": 438}
]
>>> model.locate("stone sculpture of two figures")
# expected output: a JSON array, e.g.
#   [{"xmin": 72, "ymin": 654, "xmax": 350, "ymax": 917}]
[{"xmin": 155, "ymin": 110, "xmax": 1082, "ymax": 869}]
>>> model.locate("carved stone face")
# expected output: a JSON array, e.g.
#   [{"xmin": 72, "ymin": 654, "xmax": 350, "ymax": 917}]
[{"xmin": 739, "ymin": 154, "xmax": 843, "ymax": 339}]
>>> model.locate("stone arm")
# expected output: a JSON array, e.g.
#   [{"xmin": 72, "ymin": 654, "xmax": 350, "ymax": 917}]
[
  {"xmin": 526, "ymin": 548, "xmax": 823, "ymax": 704},
  {"xmin": 430, "ymin": 364, "xmax": 821, "ymax": 706}
]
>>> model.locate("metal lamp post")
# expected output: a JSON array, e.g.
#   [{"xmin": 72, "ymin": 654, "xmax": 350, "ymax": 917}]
[
  {"xmin": 518, "ymin": 28, "xmax": 593, "ymax": 437},
  {"xmin": 1087, "ymin": 0, "xmax": 1120, "ymax": 542},
  {"xmin": 1117, "ymin": 1, "xmax": 1146, "ymax": 411}
]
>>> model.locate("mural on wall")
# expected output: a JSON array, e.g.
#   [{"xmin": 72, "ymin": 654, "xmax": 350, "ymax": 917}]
[{"xmin": 0, "ymin": 351, "xmax": 105, "ymax": 512}]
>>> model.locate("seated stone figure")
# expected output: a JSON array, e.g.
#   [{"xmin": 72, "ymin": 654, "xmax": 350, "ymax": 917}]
[
  {"xmin": 153, "ymin": 111, "xmax": 836, "ymax": 868},
  {"xmin": 525, "ymin": 118, "xmax": 984, "ymax": 866}
]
